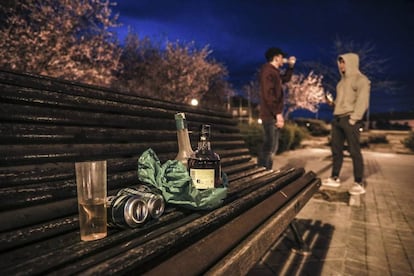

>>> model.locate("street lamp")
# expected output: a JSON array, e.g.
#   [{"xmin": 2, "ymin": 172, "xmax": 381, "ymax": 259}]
[{"xmin": 190, "ymin": 99, "xmax": 199, "ymax": 106}]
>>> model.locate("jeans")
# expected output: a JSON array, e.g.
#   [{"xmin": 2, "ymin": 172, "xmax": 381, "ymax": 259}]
[
  {"xmin": 330, "ymin": 115, "xmax": 364, "ymax": 183},
  {"xmin": 258, "ymin": 119, "xmax": 280, "ymax": 170}
]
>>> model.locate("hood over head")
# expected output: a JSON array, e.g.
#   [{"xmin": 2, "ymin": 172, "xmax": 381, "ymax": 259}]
[{"xmin": 338, "ymin": 53, "xmax": 361, "ymax": 77}]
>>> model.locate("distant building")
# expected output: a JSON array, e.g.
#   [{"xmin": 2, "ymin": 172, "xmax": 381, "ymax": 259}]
[{"xmin": 229, "ymin": 96, "xmax": 259, "ymax": 123}]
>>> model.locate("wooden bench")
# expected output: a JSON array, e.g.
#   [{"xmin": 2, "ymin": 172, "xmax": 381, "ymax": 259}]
[{"xmin": 0, "ymin": 69, "xmax": 321, "ymax": 275}]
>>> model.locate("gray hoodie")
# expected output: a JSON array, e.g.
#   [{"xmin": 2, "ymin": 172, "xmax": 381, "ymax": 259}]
[{"xmin": 334, "ymin": 53, "xmax": 371, "ymax": 122}]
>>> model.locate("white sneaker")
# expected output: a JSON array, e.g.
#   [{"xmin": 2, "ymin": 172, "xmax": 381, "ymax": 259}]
[
  {"xmin": 348, "ymin": 183, "xmax": 366, "ymax": 195},
  {"xmin": 322, "ymin": 177, "xmax": 341, "ymax": 187}
]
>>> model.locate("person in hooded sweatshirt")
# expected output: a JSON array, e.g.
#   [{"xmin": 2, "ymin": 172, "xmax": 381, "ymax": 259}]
[{"xmin": 322, "ymin": 53, "xmax": 371, "ymax": 195}]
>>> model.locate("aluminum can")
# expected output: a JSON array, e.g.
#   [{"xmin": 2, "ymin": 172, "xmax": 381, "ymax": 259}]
[
  {"xmin": 117, "ymin": 185, "xmax": 165, "ymax": 219},
  {"xmin": 106, "ymin": 194, "xmax": 148, "ymax": 228}
]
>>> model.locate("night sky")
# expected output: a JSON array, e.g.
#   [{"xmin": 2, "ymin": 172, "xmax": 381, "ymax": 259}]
[{"xmin": 113, "ymin": 0, "xmax": 414, "ymax": 116}]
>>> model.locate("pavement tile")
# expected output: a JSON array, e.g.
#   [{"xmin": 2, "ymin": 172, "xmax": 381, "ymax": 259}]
[{"xmin": 248, "ymin": 146, "xmax": 414, "ymax": 275}]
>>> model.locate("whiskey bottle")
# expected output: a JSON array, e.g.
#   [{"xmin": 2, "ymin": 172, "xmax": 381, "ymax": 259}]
[
  {"xmin": 188, "ymin": 124, "xmax": 222, "ymax": 189},
  {"xmin": 174, "ymin": 112, "xmax": 194, "ymax": 166}
]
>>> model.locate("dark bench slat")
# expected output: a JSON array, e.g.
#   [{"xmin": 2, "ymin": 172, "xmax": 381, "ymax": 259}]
[
  {"xmin": 14, "ymin": 170, "xmax": 303, "ymax": 275},
  {"xmin": 3, "ymin": 170, "xmax": 303, "ymax": 274},
  {"xmin": 0, "ymin": 214, "xmax": 78, "ymax": 254},
  {"xmin": 1, "ymin": 167, "xmax": 303, "ymax": 272},
  {"xmin": 0, "ymin": 103, "xmax": 173, "ymax": 130},
  {"xmin": 63, "ymin": 169, "xmax": 305, "ymax": 274},
  {"xmin": 0, "ymin": 210, "xmax": 193, "ymax": 274},
  {"xmin": 0, "ymin": 142, "xmax": 247, "ymax": 167},
  {"xmin": 0, "ymin": 70, "xmax": 234, "ymax": 121},
  {"xmin": 1, "ymin": 86, "xmax": 239, "ymax": 133},
  {"xmin": 206, "ymin": 178, "xmax": 321, "ymax": 275},
  {"xmin": 0, "ymin": 157, "xmax": 142, "ymax": 187},
  {"xmin": 0, "ymin": 164, "xmax": 272, "ymax": 233},
  {"xmin": 144, "ymin": 172, "xmax": 319, "ymax": 276},
  {"xmin": 0, "ymin": 205, "xmax": 188, "ymax": 255},
  {"xmin": 0, "ymin": 152, "xmax": 253, "ymax": 211},
  {"xmin": 0, "ymin": 169, "xmax": 144, "ymax": 210},
  {"xmin": 0, "ymin": 83, "xmax": 176, "ymax": 118},
  {"xmin": 1, "ymin": 84, "xmax": 239, "ymax": 130},
  {"xmin": 0, "ymin": 123, "xmax": 244, "ymax": 144},
  {"xmin": 225, "ymin": 168, "xmax": 298, "ymax": 201},
  {"xmin": 0, "ymin": 123, "xmax": 177, "ymax": 144},
  {"xmin": 0, "ymin": 150, "xmax": 251, "ymax": 188},
  {"xmin": 0, "ymin": 142, "xmax": 176, "ymax": 166},
  {"xmin": 0, "ymin": 103, "xmax": 241, "ymax": 135}
]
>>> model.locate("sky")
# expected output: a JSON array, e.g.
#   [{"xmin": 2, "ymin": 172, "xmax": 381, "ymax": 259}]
[{"xmin": 112, "ymin": 0, "xmax": 414, "ymax": 117}]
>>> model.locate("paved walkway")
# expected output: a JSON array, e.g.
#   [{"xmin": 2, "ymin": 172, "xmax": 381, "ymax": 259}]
[{"xmin": 248, "ymin": 146, "xmax": 414, "ymax": 276}]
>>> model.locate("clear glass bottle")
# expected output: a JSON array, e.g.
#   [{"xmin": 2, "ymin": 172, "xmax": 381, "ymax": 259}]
[
  {"xmin": 174, "ymin": 112, "xmax": 194, "ymax": 166},
  {"xmin": 188, "ymin": 124, "xmax": 222, "ymax": 189}
]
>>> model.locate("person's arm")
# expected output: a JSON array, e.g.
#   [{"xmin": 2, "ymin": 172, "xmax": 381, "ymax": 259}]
[
  {"xmin": 281, "ymin": 57, "xmax": 295, "ymax": 83},
  {"xmin": 281, "ymin": 67, "xmax": 294, "ymax": 83},
  {"xmin": 350, "ymin": 76, "xmax": 371, "ymax": 125}
]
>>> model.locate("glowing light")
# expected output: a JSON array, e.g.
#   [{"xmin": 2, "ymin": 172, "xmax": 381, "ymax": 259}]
[{"xmin": 190, "ymin": 99, "xmax": 199, "ymax": 106}]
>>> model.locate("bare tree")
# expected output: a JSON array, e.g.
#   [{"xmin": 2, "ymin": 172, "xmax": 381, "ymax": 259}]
[
  {"xmin": 118, "ymin": 34, "xmax": 230, "ymax": 107},
  {"xmin": 303, "ymin": 36, "xmax": 399, "ymax": 96},
  {"xmin": 115, "ymin": 31, "xmax": 163, "ymax": 97},
  {"xmin": 332, "ymin": 36, "xmax": 398, "ymax": 94},
  {"xmin": 159, "ymin": 41, "xmax": 228, "ymax": 104},
  {"xmin": 242, "ymin": 79, "xmax": 260, "ymax": 104},
  {"xmin": 300, "ymin": 36, "xmax": 400, "ymax": 127},
  {"xmin": 0, "ymin": 0, "xmax": 122, "ymax": 86}
]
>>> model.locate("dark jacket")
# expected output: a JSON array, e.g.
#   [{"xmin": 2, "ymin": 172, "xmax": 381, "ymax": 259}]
[{"xmin": 259, "ymin": 63, "xmax": 293, "ymax": 121}]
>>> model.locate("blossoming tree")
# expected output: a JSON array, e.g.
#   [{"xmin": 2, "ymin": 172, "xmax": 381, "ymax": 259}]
[
  {"xmin": 0, "ymin": 0, "xmax": 122, "ymax": 86},
  {"xmin": 284, "ymin": 71, "xmax": 327, "ymax": 119}
]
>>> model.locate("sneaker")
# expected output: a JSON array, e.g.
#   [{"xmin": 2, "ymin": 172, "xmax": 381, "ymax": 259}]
[
  {"xmin": 348, "ymin": 182, "xmax": 366, "ymax": 195},
  {"xmin": 322, "ymin": 177, "xmax": 341, "ymax": 187}
]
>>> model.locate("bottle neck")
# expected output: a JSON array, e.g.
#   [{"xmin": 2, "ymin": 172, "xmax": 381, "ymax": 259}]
[
  {"xmin": 175, "ymin": 116, "xmax": 193, "ymax": 163},
  {"xmin": 197, "ymin": 139, "xmax": 211, "ymax": 152},
  {"xmin": 177, "ymin": 128, "xmax": 193, "ymax": 153}
]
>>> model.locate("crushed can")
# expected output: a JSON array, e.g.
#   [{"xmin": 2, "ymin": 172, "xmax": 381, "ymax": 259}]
[
  {"xmin": 106, "ymin": 194, "xmax": 148, "ymax": 228},
  {"xmin": 117, "ymin": 185, "xmax": 165, "ymax": 219}
]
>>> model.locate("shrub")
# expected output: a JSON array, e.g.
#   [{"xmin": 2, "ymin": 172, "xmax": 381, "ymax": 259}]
[
  {"xmin": 403, "ymin": 131, "xmax": 414, "ymax": 151},
  {"xmin": 238, "ymin": 122, "xmax": 263, "ymax": 157},
  {"xmin": 293, "ymin": 118, "xmax": 330, "ymax": 136},
  {"xmin": 238, "ymin": 121, "xmax": 305, "ymax": 157},
  {"xmin": 368, "ymin": 134, "xmax": 388, "ymax": 144},
  {"xmin": 277, "ymin": 122, "xmax": 306, "ymax": 153}
]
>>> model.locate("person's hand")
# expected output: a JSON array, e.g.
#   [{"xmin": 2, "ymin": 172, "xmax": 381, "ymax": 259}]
[
  {"xmin": 325, "ymin": 92, "xmax": 335, "ymax": 106},
  {"xmin": 276, "ymin": 114, "xmax": 284, "ymax": 128},
  {"xmin": 348, "ymin": 119, "xmax": 356, "ymax": 126},
  {"xmin": 288, "ymin": 56, "xmax": 296, "ymax": 67}
]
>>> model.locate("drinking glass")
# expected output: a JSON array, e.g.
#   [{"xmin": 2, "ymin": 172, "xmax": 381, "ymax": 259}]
[{"xmin": 75, "ymin": 160, "xmax": 107, "ymax": 241}]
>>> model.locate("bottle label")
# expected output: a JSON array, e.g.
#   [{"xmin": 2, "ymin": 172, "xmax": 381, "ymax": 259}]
[{"xmin": 190, "ymin": 168, "xmax": 215, "ymax": 189}]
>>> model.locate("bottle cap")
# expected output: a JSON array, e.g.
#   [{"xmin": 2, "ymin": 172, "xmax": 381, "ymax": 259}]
[
  {"xmin": 175, "ymin": 112, "xmax": 187, "ymax": 130},
  {"xmin": 175, "ymin": 112, "xmax": 186, "ymax": 120},
  {"xmin": 200, "ymin": 124, "xmax": 211, "ymax": 140}
]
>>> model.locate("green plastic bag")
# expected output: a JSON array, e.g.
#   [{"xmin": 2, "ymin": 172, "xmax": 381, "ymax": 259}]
[{"xmin": 137, "ymin": 148, "xmax": 228, "ymax": 210}]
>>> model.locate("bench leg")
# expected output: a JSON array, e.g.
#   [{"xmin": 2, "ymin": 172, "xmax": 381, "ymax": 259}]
[{"xmin": 289, "ymin": 219, "xmax": 311, "ymax": 256}]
